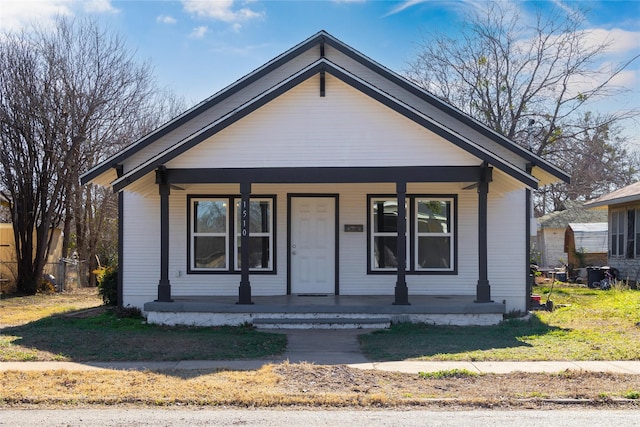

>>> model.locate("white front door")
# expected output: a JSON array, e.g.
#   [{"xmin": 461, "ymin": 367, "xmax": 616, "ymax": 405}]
[{"xmin": 290, "ymin": 197, "xmax": 336, "ymax": 294}]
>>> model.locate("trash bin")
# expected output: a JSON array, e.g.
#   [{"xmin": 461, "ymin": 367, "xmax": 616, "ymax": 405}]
[{"xmin": 587, "ymin": 267, "xmax": 604, "ymax": 289}]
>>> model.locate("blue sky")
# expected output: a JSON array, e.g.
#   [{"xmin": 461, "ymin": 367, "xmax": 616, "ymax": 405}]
[{"xmin": 2, "ymin": 0, "xmax": 640, "ymax": 144}]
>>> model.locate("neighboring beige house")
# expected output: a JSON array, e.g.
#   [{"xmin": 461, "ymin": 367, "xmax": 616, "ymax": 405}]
[
  {"xmin": 585, "ymin": 182, "xmax": 640, "ymax": 283},
  {"xmin": 0, "ymin": 223, "xmax": 65, "ymax": 292},
  {"xmin": 0, "ymin": 196, "xmax": 65, "ymax": 292},
  {"xmin": 535, "ymin": 201, "xmax": 607, "ymax": 268}
]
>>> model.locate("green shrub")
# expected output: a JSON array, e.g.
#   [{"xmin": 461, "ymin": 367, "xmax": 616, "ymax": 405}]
[
  {"xmin": 95, "ymin": 266, "xmax": 118, "ymax": 306},
  {"xmin": 419, "ymin": 369, "xmax": 479, "ymax": 379},
  {"xmin": 114, "ymin": 306, "xmax": 142, "ymax": 318}
]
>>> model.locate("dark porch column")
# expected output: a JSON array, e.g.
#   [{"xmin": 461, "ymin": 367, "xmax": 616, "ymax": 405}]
[
  {"xmin": 394, "ymin": 181, "xmax": 410, "ymax": 305},
  {"xmin": 475, "ymin": 166, "xmax": 492, "ymax": 303},
  {"xmin": 116, "ymin": 165, "xmax": 124, "ymax": 308},
  {"xmin": 156, "ymin": 167, "xmax": 171, "ymax": 302},
  {"xmin": 237, "ymin": 181, "xmax": 253, "ymax": 304},
  {"xmin": 525, "ymin": 163, "xmax": 533, "ymax": 310}
]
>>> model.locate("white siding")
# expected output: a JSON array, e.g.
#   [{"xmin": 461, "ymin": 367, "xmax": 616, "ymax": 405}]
[
  {"xmin": 167, "ymin": 75, "xmax": 480, "ymax": 169},
  {"xmin": 122, "ymin": 46, "xmax": 320, "ymax": 175},
  {"xmin": 122, "ymin": 191, "xmax": 161, "ymax": 308},
  {"xmin": 122, "ymin": 180, "xmax": 529, "ymax": 312},
  {"xmin": 486, "ymin": 181, "xmax": 528, "ymax": 313},
  {"xmin": 537, "ymin": 228, "xmax": 568, "ymax": 268},
  {"xmin": 325, "ymin": 45, "xmax": 530, "ymax": 172}
]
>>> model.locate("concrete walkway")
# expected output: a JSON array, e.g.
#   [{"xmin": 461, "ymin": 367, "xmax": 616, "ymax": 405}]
[{"xmin": 2, "ymin": 329, "xmax": 640, "ymax": 374}]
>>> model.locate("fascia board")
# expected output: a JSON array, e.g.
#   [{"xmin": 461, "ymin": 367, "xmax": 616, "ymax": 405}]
[
  {"xmin": 112, "ymin": 58, "xmax": 539, "ymax": 192},
  {"xmin": 322, "ymin": 34, "xmax": 570, "ymax": 184},
  {"xmin": 81, "ymin": 31, "xmax": 329, "ymax": 186},
  {"xmin": 111, "ymin": 60, "xmax": 326, "ymax": 192}
]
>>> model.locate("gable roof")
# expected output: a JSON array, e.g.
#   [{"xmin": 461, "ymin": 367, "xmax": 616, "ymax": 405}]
[
  {"xmin": 584, "ymin": 182, "xmax": 640, "ymax": 208},
  {"xmin": 538, "ymin": 201, "xmax": 607, "ymax": 228},
  {"xmin": 81, "ymin": 31, "xmax": 570, "ymax": 191}
]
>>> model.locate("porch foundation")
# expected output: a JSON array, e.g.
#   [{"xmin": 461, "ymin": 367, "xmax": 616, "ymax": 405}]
[{"xmin": 144, "ymin": 295, "xmax": 505, "ymax": 328}]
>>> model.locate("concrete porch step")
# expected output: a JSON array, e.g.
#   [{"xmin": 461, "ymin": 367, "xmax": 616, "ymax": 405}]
[{"xmin": 252, "ymin": 317, "xmax": 392, "ymax": 330}]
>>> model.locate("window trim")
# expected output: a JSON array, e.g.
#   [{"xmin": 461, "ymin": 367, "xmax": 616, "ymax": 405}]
[
  {"xmin": 611, "ymin": 209, "xmax": 624, "ymax": 257},
  {"xmin": 233, "ymin": 198, "xmax": 274, "ymax": 272},
  {"xmin": 367, "ymin": 194, "xmax": 457, "ymax": 275},
  {"xmin": 414, "ymin": 196, "xmax": 455, "ymax": 272},
  {"xmin": 187, "ymin": 195, "xmax": 276, "ymax": 274},
  {"xmin": 190, "ymin": 197, "xmax": 229, "ymax": 272},
  {"xmin": 369, "ymin": 196, "xmax": 409, "ymax": 272}
]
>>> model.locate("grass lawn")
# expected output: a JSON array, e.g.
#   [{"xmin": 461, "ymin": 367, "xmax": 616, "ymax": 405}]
[
  {"xmin": 360, "ymin": 284, "xmax": 640, "ymax": 361},
  {"xmin": 1, "ymin": 286, "xmax": 639, "ymax": 409},
  {"xmin": 0, "ymin": 289, "xmax": 286, "ymax": 362}
]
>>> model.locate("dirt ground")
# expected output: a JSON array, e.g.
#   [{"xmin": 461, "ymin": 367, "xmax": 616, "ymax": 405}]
[{"xmin": 269, "ymin": 363, "xmax": 640, "ymax": 407}]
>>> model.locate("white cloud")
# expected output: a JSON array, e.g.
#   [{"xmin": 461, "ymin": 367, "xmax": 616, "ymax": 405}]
[
  {"xmin": 580, "ymin": 28, "xmax": 640, "ymax": 56},
  {"xmin": 550, "ymin": 0, "xmax": 587, "ymax": 22},
  {"xmin": 157, "ymin": 15, "xmax": 178, "ymax": 24},
  {"xmin": 181, "ymin": 0, "xmax": 263, "ymax": 23},
  {"xmin": 0, "ymin": 0, "xmax": 118, "ymax": 32},
  {"xmin": 82, "ymin": 0, "xmax": 118, "ymax": 14},
  {"xmin": 385, "ymin": 0, "xmax": 426, "ymax": 16},
  {"xmin": 0, "ymin": 0, "xmax": 74, "ymax": 31},
  {"xmin": 189, "ymin": 25, "xmax": 208, "ymax": 39}
]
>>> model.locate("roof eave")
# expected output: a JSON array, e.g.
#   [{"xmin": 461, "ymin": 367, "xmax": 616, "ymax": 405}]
[
  {"xmin": 111, "ymin": 59, "xmax": 541, "ymax": 192},
  {"xmin": 585, "ymin": 195, "xmax": 640, "ymax": 209},
  {"xmin": 81, "ymin": 31, "xmax": 331, "ymax": 185},
  {"xmin": 322, "ymin": 33, "xmax": 569, "ymax": 185}
]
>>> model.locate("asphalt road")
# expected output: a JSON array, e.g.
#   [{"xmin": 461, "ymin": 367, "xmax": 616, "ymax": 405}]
[{"xmin": 1, "ymin": 408, "xmax": 639, "ymax": 426}]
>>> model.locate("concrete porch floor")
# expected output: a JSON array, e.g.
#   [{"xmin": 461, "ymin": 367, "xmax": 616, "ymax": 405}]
[
  {"xmin": 144, "ymin": 295, "xmax": 506, "ymax": 327},
  {"xmin": 145, "ymin": 294, "xmax": 505, "ymax": 314}
]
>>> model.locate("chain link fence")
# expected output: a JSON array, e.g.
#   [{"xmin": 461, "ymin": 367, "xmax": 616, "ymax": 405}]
[{"xmin": 0, "ymin": 257, "xmax": 90, "ymax": 293}]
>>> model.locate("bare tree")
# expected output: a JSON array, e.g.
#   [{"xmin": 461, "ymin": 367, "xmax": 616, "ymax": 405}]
[
  {"xmin": 536, "ymin": 113, "xmax": 638, "ymax": 214},
  {"xmin": 406, "ymin": 2, "xmax": 639, "ymax": 214},
  {"xmin": 0, "ymin": 17, "xmax": 182, "ymax": 294}
]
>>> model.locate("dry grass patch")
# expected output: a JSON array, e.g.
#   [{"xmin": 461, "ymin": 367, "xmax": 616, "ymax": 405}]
[
  {"xmin": 0, "ymin": 288, "xmax": 102, "ymax": 327},
  {"xmin": 1, "ymin": 299, "xmax": 286, "ymax": 362},
  {"xmin": 1, "ymin": 364, "xmax": 639, "ymax": 408}
]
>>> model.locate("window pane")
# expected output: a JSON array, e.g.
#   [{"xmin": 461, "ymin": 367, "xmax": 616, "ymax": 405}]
[
  {"xmin": 373, "ymin": 236, "xmax": 398, "ymax": 268},
  {"xmin": 373, "ymin": 200, "xmax": 398, "ymax": 232},
  {"xmin": 237, "ymin": 200, "xmax": 271, "ymax": 233},
  {"xmin": 619, "ymin": 234, "xmax": 625, "ymax": 255},
  {"xmin": 417, "ymin": 200, "xmax": 450, "ymax": 233},
  {"xmin": 618, "ymin": 212, "xmax": 625, "ymax": 234},
  {"xmin": 194, "ymin": 200, "xmax": 227, "ymax": 233},
  {"xmin": 194, "ymin": 236, "xmax": 226, "ymax": 268},
  {"xmin": 417, "ymin": 236, "xmax": 451, "ymax": 269},
  {"xmin": 237, "ymin": 237, "xmax": 271, "ymax": 269}
]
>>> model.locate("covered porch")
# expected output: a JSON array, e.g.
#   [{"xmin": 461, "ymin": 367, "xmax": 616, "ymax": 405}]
[
  {"xmin": 144, "ymin": 294, "xmax": 506, "ymax": 328},
  {"xmin": 144, "ymin": 164, "xmax": 501, "ymax": 308}
]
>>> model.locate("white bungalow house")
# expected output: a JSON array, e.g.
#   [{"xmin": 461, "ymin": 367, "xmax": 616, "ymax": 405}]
[{"xmin": 81, "ymin": 31, "xmax": 569, "ymax": 327}]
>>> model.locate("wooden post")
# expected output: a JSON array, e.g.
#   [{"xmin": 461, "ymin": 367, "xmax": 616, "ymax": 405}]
[
  {"xmin": 156, "ymin": 166, "xmax": 171, "ymax": 302},
  {"xmin": 475, "ymin": 165, "xmax": 492, "ymax": 303},
  {"xmin": 394, "ymin": 181, "xmax": 409, "ymax": 305},
  {"xmin": 237, "ymin": 181, "xmax": 253, "ymax": 304}
]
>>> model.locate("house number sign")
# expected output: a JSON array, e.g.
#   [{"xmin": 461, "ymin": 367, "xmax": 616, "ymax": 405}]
[{"xmin": 242, "ymin": 200, "xmax": 249, "ymax": 236}]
